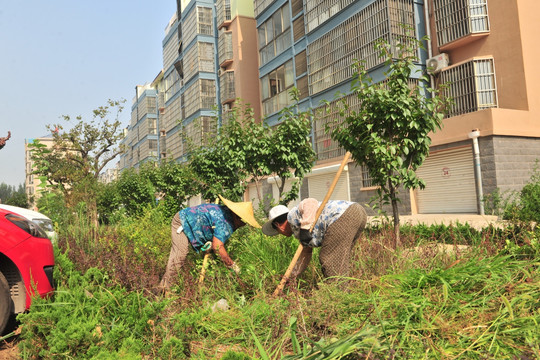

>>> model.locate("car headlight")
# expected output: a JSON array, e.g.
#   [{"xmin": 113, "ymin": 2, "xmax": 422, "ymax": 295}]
[
  {"xmin": 6, "ymin": 214, "xmax": 49, "ymax": 239},
  {"xmin": 32, "ymin": 218, "xmax": 55, "ymax": 233}
]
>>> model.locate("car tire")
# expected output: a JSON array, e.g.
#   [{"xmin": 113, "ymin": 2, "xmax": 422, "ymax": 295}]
[{"xmin": 0, "ymin": 272, "xmax": 13, "ymax": 335}]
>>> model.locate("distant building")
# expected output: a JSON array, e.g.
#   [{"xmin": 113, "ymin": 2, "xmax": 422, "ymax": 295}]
[{"xmin": 24, "ymin": 136, "xmax": 54, "ymax": 209}]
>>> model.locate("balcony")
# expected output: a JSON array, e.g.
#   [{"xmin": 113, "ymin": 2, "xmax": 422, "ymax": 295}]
[
  {"xmin": 216, "ymin": 0, "xmax": 232, "ymax": 29},
  {"xmin": 434, "ymin": 0, "xmax": 490, "ymax": 48},
  {"xmin": 220, "ymin": 71, "xmax": 236, "ymax": 104},
  {"xmin": 218, "ymin": 31, "xmax": 233, "ymax": 67}
]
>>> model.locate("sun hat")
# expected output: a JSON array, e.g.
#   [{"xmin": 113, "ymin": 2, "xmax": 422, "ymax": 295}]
[
  {"xmin": 262, "ymin": 205, "xmax": 290, "ymax": 236},
  {"xmin": 218, "ymin": 195, "xmax": 261, "ymax": 229}
]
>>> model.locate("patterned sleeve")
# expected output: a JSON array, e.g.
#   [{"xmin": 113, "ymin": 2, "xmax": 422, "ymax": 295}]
[{"xmin": 297, "ymin": 198, "xmax": 320, "ymax": 230}]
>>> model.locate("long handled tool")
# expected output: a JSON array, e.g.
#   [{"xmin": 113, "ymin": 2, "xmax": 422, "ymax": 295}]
[
  {"xmin": 272, "ymin": 151, "xmax": 352, "ymax": 296},
  {"xmin": 198, "ymin": 198, "xmax": 220, "ymax": 290}
]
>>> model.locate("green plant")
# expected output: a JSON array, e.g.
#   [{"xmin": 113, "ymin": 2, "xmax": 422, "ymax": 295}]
[{"xmin": 327, "ymin": 32, "xmax": 452, "ymax": 245}]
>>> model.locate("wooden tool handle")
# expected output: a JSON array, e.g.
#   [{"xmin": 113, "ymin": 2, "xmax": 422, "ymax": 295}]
[{"xmin": 272, "ymin": 151, "xmax": 351, "ymax": 296}]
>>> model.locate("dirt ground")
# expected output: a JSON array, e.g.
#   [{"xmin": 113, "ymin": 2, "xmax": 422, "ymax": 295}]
[{"xmin": 0, "ymin": 338, "xmax": 19, "ymax": 360}]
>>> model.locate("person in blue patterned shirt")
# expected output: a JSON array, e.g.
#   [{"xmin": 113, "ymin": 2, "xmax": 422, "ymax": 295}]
[
  {"xmin": 160, "ymin": 195, "xmax": 261, "ymax": 290},
  {"xmin": 262, "ymin": 198, "xmax": 367, "ymax": 280}
]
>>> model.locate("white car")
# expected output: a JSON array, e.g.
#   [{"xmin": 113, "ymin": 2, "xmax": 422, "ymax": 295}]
[{"xmin": 0, "ymin": 204, "xmax": 57, "ymax": 243}]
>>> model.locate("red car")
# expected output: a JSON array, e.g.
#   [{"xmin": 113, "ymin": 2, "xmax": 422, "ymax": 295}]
[{"xmin": 0, "ymin": 208, "xmax": 55, "ymax": 334}]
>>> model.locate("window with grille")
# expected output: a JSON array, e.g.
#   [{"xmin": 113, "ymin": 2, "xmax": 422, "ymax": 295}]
[
  {"xmin": 307, "ymin": 0, "xmax": 415, "ymax": 95},
  {"xmin": 440, "ymin": 58, "xmax": 497, "ymax": 117},
  {"xmin": 220, "ymin": 71, "xmax": 236, "ymax": 103},
  {"xmin": 216, "ymin": 0, "xmax": 231, "ymax": 27},
  {"xmin": 218, "ymin": 31, "xmax": 233, "ymax": 65},
  {"xmin": 260, "ymin": 60, "xmax": 294, "ymax": 116},
  {"xmin": 148, "ymin": 119, "xmax": 157, "ymax": 135},
  {"xmin": 305, "ymin": 0, "xmax": 356, "ymax": 33},
  {"xmin": 254, "ymin": 0, "xmax": 275, "ymax": 18},
  {"xmin": 312, "ymin": 94, "xmax": 358, "ymax": 161},
  {"xmin": 361, "ymin": 164, "xmax": 374, "ymax": 188},
  {"xmin": 164, "ymin": 70, "xmax": 180, "ymax": 102},
  {"xmin": 434, "ymin": 0, "xmax": 489, "ymax": 46},
  {"xmin": 183, "ymin": 6, "xmax": 213, "ymax": 47},
  {"xmin": 181, "ymin": 116, "xmax": 218, "ymax": 153},
  {"xmin": 258, "ymin": 4, "xmax": 292, "ymax": 66},
  {"xmin": 184, "ymin": 79, "xmax": 217, "ymax": 118}
]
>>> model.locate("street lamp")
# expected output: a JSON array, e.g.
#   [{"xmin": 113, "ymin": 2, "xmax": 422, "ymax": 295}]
[{"xmin": 468, "ymin": 129, "xmax": 484, "ymax": 215}]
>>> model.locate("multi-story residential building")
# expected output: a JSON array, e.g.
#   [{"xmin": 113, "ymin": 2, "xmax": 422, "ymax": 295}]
[
  {"xmin": 253, "ymin": 0, "xmax": 540, "ymax": 215},
  {"xmin": 24, "ymin": 136, "xmax": 54, "ymax": 209}
]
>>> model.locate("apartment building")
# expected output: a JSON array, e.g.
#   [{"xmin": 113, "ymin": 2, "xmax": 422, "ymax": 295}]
[
  {"xmin": 24, "ymin": 136, "xmax": 54, "ymax": 209},
  {"xmin": 253, "ymin": 0, "xmax": 540, "ymax": 215},
  {"xmin": 120, "ymin": 0, "xmax": 260, "ymax": 175},
  {"xmin": 119, "ymin": 83, "xmax": 160, "ymax": 170}
]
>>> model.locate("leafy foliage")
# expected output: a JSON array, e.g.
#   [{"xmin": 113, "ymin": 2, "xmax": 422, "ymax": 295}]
[
  {"xmin": 0, "ymin": 182, "xmax": 27, "ymax": 207},
  {"xmin": 28, "ymin": 99, "xmax": 127, "ymax": 224},
  {"xmin": 328, "ymin": 35, "xmax": 452, "ymax": 244},
  {"xmin": 267, "ymin": 88, "xmax": 316, "ymax": 205}
]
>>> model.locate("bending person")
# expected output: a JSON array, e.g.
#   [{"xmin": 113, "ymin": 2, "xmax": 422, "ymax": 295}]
[
  {"xmin": 160, "ymin": 195, "xmax": 260, "ymax": 290},
  {"xmin": 262, "ymin": 198, "xmax": 367, "ymax": 280}
]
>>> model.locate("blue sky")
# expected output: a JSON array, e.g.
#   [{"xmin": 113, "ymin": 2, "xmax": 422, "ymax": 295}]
[{"xmin": 0, "ymin": 1, "xmax": 177, "ymax": 187}]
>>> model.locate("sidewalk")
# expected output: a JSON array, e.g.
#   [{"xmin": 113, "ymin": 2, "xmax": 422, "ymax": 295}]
[{"xmin": 367, "ymin": 214, "xmax": 504, "ymax": 230}]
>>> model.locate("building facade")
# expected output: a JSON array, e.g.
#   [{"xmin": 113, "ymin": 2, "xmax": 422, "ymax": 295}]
[
  {"xmin": 252, "ymin": 0, "xmax": 540, "ymax": 215},
  {"xmin": 24, "ymin": 136, "xmax": 54, "ymax": 209}
]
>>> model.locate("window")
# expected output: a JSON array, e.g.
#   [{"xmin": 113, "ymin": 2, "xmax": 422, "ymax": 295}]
[
  {"xmin": 258, "ymin": 4, "xmax": 292, "ymax": 66},
  {"xmin": 260, "ymin": 60, "xmax": 294, "ymax": 116},
  {"xmin": 307, "ymin": 0, "xmax": 415, "ymax": 95},
  {"xmin": 361, "ymin": 164, "xmax": 374, "ymax": 188},
  {"xmin": 440, "ymin": 58, "xmax": 497, "ymax": 117},
  {"xmin": 183, "ymin": 6, "xmax": 213, "ymax": 47},
  {"xmin": 434, "ymin": 0, "xmax": 489, "ymax": 46}
]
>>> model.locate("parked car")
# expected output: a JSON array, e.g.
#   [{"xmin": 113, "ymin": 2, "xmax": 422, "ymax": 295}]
[
  {"xmin": 0, "ymin": 204, "xmax": 57, "ymax": 243},
  {"xmin": 0, "ymin": 208, "xmax": 55, "ymax": 334}
]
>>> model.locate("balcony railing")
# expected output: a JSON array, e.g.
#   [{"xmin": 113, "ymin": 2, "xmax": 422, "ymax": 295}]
[
  {"xmin": 440, "ymin": 58, "xmax": 497, "ymax": 117},
  {"xmin": 218, "ymin": 31, "xmax": 233, "ymax": 66},
  {"xmin": 434, "ymin": 0, "xmax": 489, "ymax": 46},
  {"xmin": 216, "ymin": 0, "xmax": 232, "ymax": 28},
  {"xmin": 220, "ymin": 71, "xmax": 236, "ymax": 104}
]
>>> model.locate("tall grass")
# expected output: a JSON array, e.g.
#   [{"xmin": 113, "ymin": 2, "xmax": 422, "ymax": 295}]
[{"xmin": 14, "ymin": 208, "xmax": 540, "ymax": 359}]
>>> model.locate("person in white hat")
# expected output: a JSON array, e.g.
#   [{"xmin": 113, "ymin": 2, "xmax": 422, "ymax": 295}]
[
  {"xmin": 262, "ymin": 198, "xmax": 367, "ymax": 280},
  {"xmin": 160, "ymin": 195, "xmax": 261, "ymax": 290}
]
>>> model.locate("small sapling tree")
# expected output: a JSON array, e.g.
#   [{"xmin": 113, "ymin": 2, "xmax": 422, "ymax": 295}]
[
  {"xmin": 328, "ymin": 36, "xmax": 452, "ymax": 245},
  {"xmin": 268, "ymin": 88, "xmax": 316, "ymax": 205}
]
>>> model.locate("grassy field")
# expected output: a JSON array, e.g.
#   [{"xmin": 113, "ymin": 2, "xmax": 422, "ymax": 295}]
[{"xmin": 6, "ymin": 211, "xmax": 540, "ymax": 359}]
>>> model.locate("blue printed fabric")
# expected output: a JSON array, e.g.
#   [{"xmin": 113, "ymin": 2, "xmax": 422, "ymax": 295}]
[
  {"xmin": 178, "ymin": 204, "xmax": 235, "ymax": 252},
  {"xmin": 287, "ymin": 200, "xmax": 353, "ymax": 247}
]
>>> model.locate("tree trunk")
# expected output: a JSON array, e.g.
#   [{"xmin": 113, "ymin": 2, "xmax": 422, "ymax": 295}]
[{"xmin": 388, "ymin": 180, "xmax": 401, "ymax": 248}]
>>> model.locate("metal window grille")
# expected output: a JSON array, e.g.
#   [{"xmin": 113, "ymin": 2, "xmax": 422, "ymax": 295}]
[
  {"xmin": 440, "ymin": 58, "xmax": 497, "ymax": 117},
  {"xmin": 217, "ymin": 0, "xmax": 231, "ymax": 27},
  {"xmin": 198, "ymin": 7, "xmax": 213, "ymax": 35},
  {"xmin": 312, "ymin": 93, "xmax": 359, "ymax": 161},
  {"xmin": 254, "ymin": 0, "xmax": 275, "ymax": 18},
  {"xmin": 307, "ymin": 0, "xmax": 415, "ymax": 96},
  {"xmin": 434, "ymin": 0, "xmax": 489, "ymax": 46},
  {"xmin": 199, "ymin": 42, "xmax": 215, "ymax": 73},
  {"xmin": 181, "ymin": 116, "xmax": 218, "ymax": 154},
  {"xmin": 361, "ymin": 164, "xmax": 373, "ymax": 188},
  {"xmin": 305, "ymin": 0, "xmax": 357, "ymax": 33},
  {"xmin": 220, "ymin": 71, "xmax": 236, "ymax": 103},
  {"xmin": 218, "ymin": 31, "xmax": 233, "ymax": 64}
]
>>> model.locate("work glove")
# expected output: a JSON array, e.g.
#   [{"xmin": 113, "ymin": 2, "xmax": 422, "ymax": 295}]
[
  {"xmin": 230, "ymin": 262, "xmax": 241, "ymax": 275},
  {"xmin": 298, "ymin": 229, "xmax": 313, "ymax": 246}
]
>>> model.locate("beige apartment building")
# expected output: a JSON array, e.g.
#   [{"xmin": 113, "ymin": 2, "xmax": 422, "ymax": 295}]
[{"xmin": 24, "ymin": 136, "xmax": 54, "ymax": 209}]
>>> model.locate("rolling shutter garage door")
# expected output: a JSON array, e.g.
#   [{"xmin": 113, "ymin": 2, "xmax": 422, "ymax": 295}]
[
  {"xmin": 416, "ymin": 147, "xmax": 477, "ymax": 213},
  {"xmin": 308, "ymin": 169, "xmax": 350, "ymax": 202}
]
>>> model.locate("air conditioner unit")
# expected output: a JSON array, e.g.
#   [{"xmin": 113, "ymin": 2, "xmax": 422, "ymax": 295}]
[{"xmin": 426, "ymin": 53, "xmax": 449, "ymax": 74}]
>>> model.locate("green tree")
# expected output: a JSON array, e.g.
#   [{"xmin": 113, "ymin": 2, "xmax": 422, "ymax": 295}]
[
  {"xmin": 328, "ymin": 37, "xmax": 452, "ymax": 245},
  {"xmin": 0, "ymin": 183, "xmax": 28, "ymax": 208},
  {"xmin": 268, "ymin": 88, "xmax": 316, "ymax": 205},
  {"xmin": 29, "ymin": 99, "xmax": 126, "ymax": 225}
]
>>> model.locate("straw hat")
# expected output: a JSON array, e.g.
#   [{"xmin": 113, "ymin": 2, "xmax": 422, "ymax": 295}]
[{"xmin": 218, "ymin": 195, "xmax": 261, "ymax": 229}]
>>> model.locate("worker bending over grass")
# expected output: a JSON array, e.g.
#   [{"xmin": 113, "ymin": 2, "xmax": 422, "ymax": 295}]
[
  {"xmin": 263, "ymin": 198, "xmax": 367, "ymax": 280},
  {"xmin": 160, "ymin": 195, "xmax": 261, "ymax": 290}
]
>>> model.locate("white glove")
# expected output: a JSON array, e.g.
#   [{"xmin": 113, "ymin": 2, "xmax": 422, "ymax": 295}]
[{"xmin": 230, "ymin": 262, "xmax": 241, "ymax": 274}]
